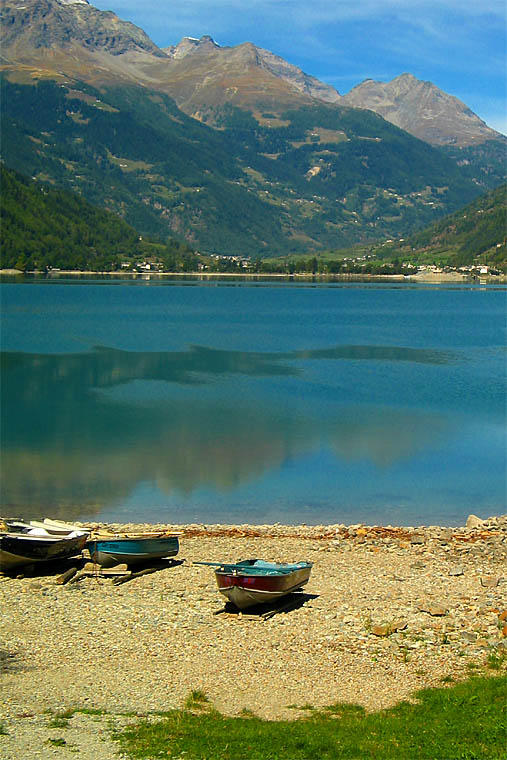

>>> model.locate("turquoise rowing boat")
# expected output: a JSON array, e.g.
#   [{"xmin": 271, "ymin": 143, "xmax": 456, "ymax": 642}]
[{"xmin": 87, "ymin": 532, "xmax": 181, "ymax": 567}]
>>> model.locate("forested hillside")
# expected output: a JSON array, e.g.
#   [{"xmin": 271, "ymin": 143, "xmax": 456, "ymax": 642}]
[
  {"xmin": 379, "ymin": 184, "xmax": 507, "ymax": 269},
  {"xmin": 0, "ymin": 165, "xmax": 197, "ymax": 271},
  {"xmin": 0, "ymin": 76, "xmax": 487, "ymax": 256}
]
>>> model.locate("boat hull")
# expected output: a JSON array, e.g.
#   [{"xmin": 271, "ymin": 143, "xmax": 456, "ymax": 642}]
[
  {"xmin": 87, "ymin": 536, "xmax": 180, "ymax": 567},
  {"xmin": 0, "ymin": 532, "xmax": 87, "ymax": 571},
  {"xmin": 215, "ymin": 563, "xmax": 312, "ymax": 609}
]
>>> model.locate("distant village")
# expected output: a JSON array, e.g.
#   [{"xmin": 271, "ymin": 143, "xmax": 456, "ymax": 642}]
[{"xmin": 113, "ymin": 252, "xmax": 503, "ymax": 279}]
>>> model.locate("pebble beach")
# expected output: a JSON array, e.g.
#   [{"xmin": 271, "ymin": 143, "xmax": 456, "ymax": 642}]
[{"xmin": 1, "ymin": 515, "xmax": 506, "ymax": 758}]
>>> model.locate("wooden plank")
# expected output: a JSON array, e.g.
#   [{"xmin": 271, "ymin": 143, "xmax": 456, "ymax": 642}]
[
  {"xmin": 98, "ymin": 567, "xmax": 131, "ymax": 576},
  {"xmin": 82, "ymin": 562, "xmax": 129, "ymax": 572},
  {"xmin": 111, "ymin": 557, "xmax": 182, "ymax": 585},
  {"xmin": 78, "ymin": 569, "xmax": 131, "ymax": 577}
]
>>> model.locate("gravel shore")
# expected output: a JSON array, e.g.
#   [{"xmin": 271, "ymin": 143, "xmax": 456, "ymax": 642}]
[{"xmin": 1, "ymin": 515, "xmax": 505, "ymax": 758}]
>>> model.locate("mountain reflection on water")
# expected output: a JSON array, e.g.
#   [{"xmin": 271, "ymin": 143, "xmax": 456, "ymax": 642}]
[{"xmin": 0, "ymin": 344, "xmax": 454, "ymax": 519}]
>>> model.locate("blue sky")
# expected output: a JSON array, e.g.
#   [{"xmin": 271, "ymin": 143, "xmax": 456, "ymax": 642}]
[{"xmin": 92, "ymin": 0, "xmax": 506, "ymax": 134}]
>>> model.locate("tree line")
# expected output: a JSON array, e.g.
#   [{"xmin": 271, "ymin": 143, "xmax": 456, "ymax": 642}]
[{"xmin": 0, "ymin": 165, "xmax": 196, "ymax": 272}]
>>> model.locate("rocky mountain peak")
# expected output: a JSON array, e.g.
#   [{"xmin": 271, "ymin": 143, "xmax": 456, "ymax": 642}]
[
  {"xmin": 158, "ymin": 35, "xmax": 340, "ymax": 113},
  {"xmin": 342, "ymin": 73, "xmax": 501, "ymax": 146},
  {"xmin": 165, "ymin": 35, "xmax": 221, "ymax": 59},
  {"xmin": 0, "ymin": 0, "xmax": 166, "ymax": 58}
]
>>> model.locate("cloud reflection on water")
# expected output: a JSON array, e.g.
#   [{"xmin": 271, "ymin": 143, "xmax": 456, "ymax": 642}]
[{"xmin": 0, "ymin": 344, "xmax": 454, "ymax": 518}]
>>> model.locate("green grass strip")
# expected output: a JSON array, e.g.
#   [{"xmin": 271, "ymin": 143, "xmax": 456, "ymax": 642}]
[{"xmin": 114, "ymin": 675, "xmax": 506, "ymax": 759}]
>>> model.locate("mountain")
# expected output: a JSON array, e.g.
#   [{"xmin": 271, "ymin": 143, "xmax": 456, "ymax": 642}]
[
  {"xmin": 341, "ymin": 74, "xmax": 500, "ymax": 147},
  {"xmin": 160, "ymin": 40, "xmax": 502, "ymax": 149},
  {"xmin": 4, "ymin": 72, "xmax": 487, "ymax": 255},
  {"xmin": 0, "ymin": 0, "xmax": 166, "ymax": 59},
  {"xmin": 0, "ymin": 0, "xmax": 340, "ymax": 116},
  {"xmin": 1, "ymin": 0, "xmax": 502, "ymax": 147},
  {"xmin": 0, "ymin": 0, "xmax": 504, "ymax": 256},
  {"xmin": 160, "ymin": 35, "xmax": 341, "ymax": 120},
  {"xmin": 0, "ymin": 0, "xmax": 172, "ymax": 92}
]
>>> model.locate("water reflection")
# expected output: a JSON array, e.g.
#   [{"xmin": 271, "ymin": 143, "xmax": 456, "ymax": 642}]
[
  {"xmin": 1, "ymin": 345, "xmax": 453, "ymax": 518},
  {"xmin": 1, "ymin": 342, "xmax": 455, "ymax": 398}
]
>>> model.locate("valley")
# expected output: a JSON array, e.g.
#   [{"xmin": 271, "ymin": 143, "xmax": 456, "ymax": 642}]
[{"xmin": 0, "ymin": 0, "xmax": 505, "ymax": 260}]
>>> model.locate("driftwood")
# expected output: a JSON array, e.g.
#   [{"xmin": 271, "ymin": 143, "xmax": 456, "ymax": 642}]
[
  {"xmin": 111, "ymin": 558, "xmax": 182, "ymax": 586},
  {"xmin": 112, "ymin": 566, "xmax": 160, "ymax": 585},
  {"xmin": 97, "ymin": 567, "xmax": 131, "ymax": 576},
  {"xmin": 82, "ymin": 562, "xmax": 129, "ymax": 573},
  {"xmin": 65, "ymin": 558, "xmax": 182, "ymax": 585},
  {"xmin": 55, "ymin": 566, "xmax": 78, "ymax": 585}
]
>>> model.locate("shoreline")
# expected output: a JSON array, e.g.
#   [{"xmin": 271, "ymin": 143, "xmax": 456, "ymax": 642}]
[
  {"xmin": 1, "ymin": 514, "xmax": 505, "ymax": 758},
  {"xmin": 67, "ymin": 511, "xmax": 506, "ymax": 537},
  {"xmin": 1, "ymin": 268, "xmax": 505, "ymax": 283}
]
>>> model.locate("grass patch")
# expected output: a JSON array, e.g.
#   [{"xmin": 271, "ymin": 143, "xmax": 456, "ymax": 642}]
[
  {"xmin": 77, "ymin": 707, "xmax": 108, "ymax": 716},
  {"xmin": 114, "ymin": 676, "xmax": 506, "ymax": 759},
  {"xmin": 0, "ymin": 722, "xmax": 8, "ymax": 735},
  {"xmin": 486, "ymin": 649, "xmax": 506, "ymax": 671},
  {"xmin": 46, "ymin": 737, "xmax": 67, "ymax": 747},
  {"xmin": 239, "ymin": 708, "xmax": 256, "ymax": 718},
  {"xmin": 184, "ymin": 690, "xmax": 211, "ymax": 712},
  {"xmin": 47, "ymin": 708, "xmax": 75, "ymax": 728}
]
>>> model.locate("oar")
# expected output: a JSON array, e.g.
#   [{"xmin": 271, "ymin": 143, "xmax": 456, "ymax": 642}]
[{"xmin": 194, "ymin": 561, "xmax": 240, "ymax": 572}]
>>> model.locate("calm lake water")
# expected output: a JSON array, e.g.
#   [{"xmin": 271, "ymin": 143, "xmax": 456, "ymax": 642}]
[{"xmin": 1, "ymin": 277, "xmax": 505, "ymax": 526}]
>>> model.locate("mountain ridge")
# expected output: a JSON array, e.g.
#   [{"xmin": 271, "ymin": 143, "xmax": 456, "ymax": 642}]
[
  {"xmin": 0, "ymin": 0, "xmax": 503, "ymax": 147},
  {"xmin": 0, "ymin": 0, "xmax": 504, "ymax": 257},
  {"xmin": 163, "ymin": 35, "xmax": 342, "ymax": 110}
]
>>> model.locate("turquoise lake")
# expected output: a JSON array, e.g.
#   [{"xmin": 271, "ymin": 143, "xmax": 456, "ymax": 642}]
[{"xmin": 0, "ymin": 278, "xmax": 505, "ymax": 526}]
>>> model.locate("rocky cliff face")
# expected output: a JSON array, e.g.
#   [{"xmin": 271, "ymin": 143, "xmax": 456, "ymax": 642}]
[
  {"xmin": 341, "ymin": 74, "xmax": 500, "ymax": 146},
  {"xmin": 255, "ymin": 46, "xmax": 341, "ymax": 104},
  {"xmin": 165, "ymin": 35, "xmax": 220, "ymax": 60},
  {"xmin": 0, "ymin": 0, "xmax": 166, "ymax": 58}
]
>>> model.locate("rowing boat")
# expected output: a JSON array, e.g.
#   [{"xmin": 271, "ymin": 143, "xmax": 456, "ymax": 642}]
[
  {"xmin": 0, "ymin": 527, "xmax": 88, "ymax": 571},
  {"xmin": 196, "ymin": 559, "xmax": 313, "ymax": 609},
  {"xmin": 87, "ymin": 532, "xmax": 181, "ymax": 567}
]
